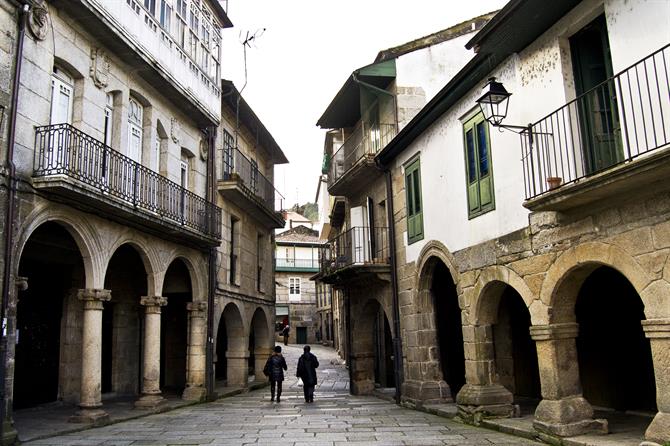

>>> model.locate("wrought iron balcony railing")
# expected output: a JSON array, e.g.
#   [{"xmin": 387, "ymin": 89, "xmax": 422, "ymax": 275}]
[
  {"xmin": 318, "ymin": 226, "xmax": 390, "ymax": 276},
  {"xmin": 34, "ymin": 123, "xmax": 221, "ymax": 240},
  {"xmin": 328, "ymin": 122, "xmax": 397, "ymax": 188},
  {"xmin": 521, "ymin": 44, "xmax": 670, "ymax": 200},
  {"xmin": 221, "ymin": 146, "xmax": 284, "ymax": 212},
  {"xmin": 275, "ymin": 258, "xmax": 320, "ymax": 270}
]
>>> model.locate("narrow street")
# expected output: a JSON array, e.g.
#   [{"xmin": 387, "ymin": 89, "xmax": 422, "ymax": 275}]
[{"xmin": 23, "ymin": 345, "xmax": 542, "ymax": 446}]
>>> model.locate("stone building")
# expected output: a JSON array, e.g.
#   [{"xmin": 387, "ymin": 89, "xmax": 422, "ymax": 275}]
[
  {"xmin": 0, "ymin": 0, "xmax": 281, "ymax": 443},
  {"xmin": 313, "ymin": 12, "xmax": 496, "ymax": 399},
  {"xmin": 274, "ymin": 225, "xmax": 321, "ymax": 345},
  {"xmin": 371, "ymin": 0, "xmax": 669, "ymax": 444},
  {"xmin": 212, "ymin": 80, "xmax": 287, "ymax": 391}
]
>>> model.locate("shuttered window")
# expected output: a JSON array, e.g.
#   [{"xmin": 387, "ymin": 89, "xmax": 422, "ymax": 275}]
[
  {"xmin": 404, "ymin": 157, "xmax": 423, "ymax": 244},
  {"xmin": 463, "ymin": 113, "xmax": 495, "ymax": 218}
]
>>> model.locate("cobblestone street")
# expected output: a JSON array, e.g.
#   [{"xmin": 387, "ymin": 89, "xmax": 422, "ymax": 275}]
[{"xmin": 23, "ymin": 344, "xmax": 542, "ymax": 446}]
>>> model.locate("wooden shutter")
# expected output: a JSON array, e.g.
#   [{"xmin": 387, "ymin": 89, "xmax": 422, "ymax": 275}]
[{"xmin": 405, "ymin": 158, "xmax": 423, "ymax": 244}]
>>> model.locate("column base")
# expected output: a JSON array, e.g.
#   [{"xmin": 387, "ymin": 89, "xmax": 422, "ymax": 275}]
[
  {"xmin": 456, "ymin": 384, "xmax": 516, "ymax": 425},
  {"xmin": 134, "ymin": 393, "xmax": 167, "ymax": 410},
  {"xmin": 533, "ymin": 396, "xmax": 608, "ymax": 437},
  {"xmin": 69, "ymin": 407, "xmax": 110, "ymax": 425},
  {"xmin": 182, "ymin": 385, "xmax": 206, "ymax": 402},
  {"xmin": 401, "ymin": 380, "xmax": 453, "ymax": 408},
  {"xmin": 644, "ymin": 411, "xmax": 670, "ymax": 444},
  {"xmin": 1, "ymin": 419, "xmax": 18, "ymax": 446}
]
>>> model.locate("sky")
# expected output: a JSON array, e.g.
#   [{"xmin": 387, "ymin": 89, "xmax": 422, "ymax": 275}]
[{"xmin": 221, "ymin": 0, "xmax": 508, "ymax": 208}]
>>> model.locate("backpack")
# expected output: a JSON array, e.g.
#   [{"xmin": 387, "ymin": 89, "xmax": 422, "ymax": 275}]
[{"xmin": 263, "ymin": 357, "xmax": 271, "ymax": 377}]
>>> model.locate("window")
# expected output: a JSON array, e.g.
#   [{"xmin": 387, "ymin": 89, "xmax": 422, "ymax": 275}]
[
  {"xmin": 127, "ymin": 98, "xmax": 143, "ymax": 163},
  {"xmin": 144, "ymin": 0, "xmax": 156, "ymax": 15},
  {"xmin": 174, "ymin": 0, "xmax": 187, "ymax": 47},
  {"xmin": 103, "ymin": 93, "xmax": 114, "ymax": 147},
  {"xmin": 257, "ymin": 234, "xmax": 264, "ymax": 292},
  {"xmin": 250, "ymin": 158, "xmax": 259, "ymax": 194},
  {"xmin": 463, "ymin": 113, "xmax": 495, "ymax": 217},
  {"xmin": 404, "ymin": 157, "xmax": 423, "ymax": 244},
  {"xmin": 289, "ymin": 277, "xmax": 301, "ymax": 301},
  {"xmin": 230, "ymin": 216, "xmax": 239, "ymax": 285},
  {"xmin": 222, "ymin": 130, "xmax": 234, "ymax": 177},
  {"xmin": 159, "ymin": 0, "xmax": 172, "ymax": 30},
  {"xmin": 50, "ymin": 67, "xmax": 74, "ymax": 126}
]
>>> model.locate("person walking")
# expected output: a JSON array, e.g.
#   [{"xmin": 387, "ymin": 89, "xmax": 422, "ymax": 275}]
[
  {"xmin": 264, "ymin": 345, "xmax": 287, "ymax": 402},
  {"xmin": 281, "ymin": 324, "xmax": 290, "ymax": 346},
  {"xmin": 296, "ymin": 345, "xmax": 319, "ymax": 403}
]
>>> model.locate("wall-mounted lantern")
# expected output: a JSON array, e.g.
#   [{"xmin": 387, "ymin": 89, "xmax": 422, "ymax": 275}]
[{"xmin": 476, "ymin": 77, "xmax": 529, "ymax": 132}]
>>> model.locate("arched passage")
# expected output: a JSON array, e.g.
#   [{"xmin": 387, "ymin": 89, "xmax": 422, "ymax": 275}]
[
  {"xmin": 575, "ymin": 266, "xmax": 656, "ymax": 412},
  {"xmin": 351, "ymin": 299, "xmax": 395, "ymax": 394},
  {"xmin": 426, "ymin": 259, "xmax": 465, "ymax": 399},
  {"xmin": 15, "ymin": 222, "xmax": 85, "ymax": 409},
  {"xmin": 216, "ymin": 303, "xmax": 247, "ymax": 387},
  {"xmin": 103, "ymin": 244, "xmax": 148, "ymax": 396},
  {"xmin": 160, "ymin": 258, "xmax": 192, "ymax": 394},
  {"xmin": 249, "ymin": 308, "xmax": 270, "ymax": 381}
]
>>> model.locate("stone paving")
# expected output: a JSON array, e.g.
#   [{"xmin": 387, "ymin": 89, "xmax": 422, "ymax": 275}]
[{"xmin": 22, "ymin": 344, "xmax": 543, "ymax": 445}]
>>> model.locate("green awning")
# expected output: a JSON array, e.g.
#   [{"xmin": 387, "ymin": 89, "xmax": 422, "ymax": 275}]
[{"xmin": 316, "ymin": 59, "xmax": 396, "ymax": 129}]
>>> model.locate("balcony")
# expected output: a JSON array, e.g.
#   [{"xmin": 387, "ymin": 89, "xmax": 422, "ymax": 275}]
[
  {"xmin": 217, "ymin": 147, "xmax": 285, "ymax": 228},
  {"xmin": 275, "ymin": 258, "xmax": 320, "ymax": 273},
  {"xmin": 327, "ymin": 122, "xmax": 397, "ymax": 196},
  {"xmin": 317, "ymin": 226, "xmax": 391, "ymax": 286},
  {"xmin": 33, "ymin": 124, "xmax": 221, "ymax": 247},
  {"xmin": 521, "ymin": 44, "xmax": 670, "ymax": 211}
]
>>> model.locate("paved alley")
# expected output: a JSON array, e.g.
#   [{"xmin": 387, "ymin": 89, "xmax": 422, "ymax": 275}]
[{"xmin": 21, "ymin": 344, "xmax": 543, "ymax": 446}]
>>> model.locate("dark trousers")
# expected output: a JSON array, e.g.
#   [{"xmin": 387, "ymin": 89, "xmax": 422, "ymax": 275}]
[
  {"xmin": 303, "ymin": 384, "xmax": 315, "ymax": 402},
  {"xmin": 270, "ymin": 380, "xmax": 282, "ymax": 400},
  {"xmin": 283, "ymin": 335, "xmax": 288, "ymax": 346}
]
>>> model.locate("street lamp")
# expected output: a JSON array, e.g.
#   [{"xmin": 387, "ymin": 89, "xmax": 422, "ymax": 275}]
[{"xmin": 475, "ymin": 77, "xmax": 528, "ymax": 132}]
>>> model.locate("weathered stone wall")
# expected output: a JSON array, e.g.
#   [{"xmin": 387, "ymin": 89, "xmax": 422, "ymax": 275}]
[{"xmin": 275, "ymin": 271, "xmax": 318, "ymax": 344}]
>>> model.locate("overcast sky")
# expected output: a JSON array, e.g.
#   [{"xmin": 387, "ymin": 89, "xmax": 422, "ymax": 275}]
[{"xmin": 221, "ymin": 0, "xmax": 508, "ymax": 208}]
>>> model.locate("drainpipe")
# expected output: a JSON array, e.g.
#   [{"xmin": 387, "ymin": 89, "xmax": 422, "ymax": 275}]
[
  {"xmin": 205, "ymin": 124, "xmax": 217, "ymax": 400},
  {"xmin": 383, "ymin": 168, "xmax": 404, "ymax": 404},
  {"xmin": 1, "ymin": 2, "xmax": 30, "ymax": 441}
]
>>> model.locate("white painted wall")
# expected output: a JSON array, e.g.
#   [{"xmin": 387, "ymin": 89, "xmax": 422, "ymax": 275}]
[
  {"xmin": 395, "ymin": 0, "xmax": 669, "ymax": 264},
  {"xmin": 276, "ymin": 244, "xmax": 320, "ymax": 262}
]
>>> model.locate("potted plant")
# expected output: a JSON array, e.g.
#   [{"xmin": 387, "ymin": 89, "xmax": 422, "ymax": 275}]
[{"xmin": 546, "ymin": 176, "xmax": 562, "ymax": 190}]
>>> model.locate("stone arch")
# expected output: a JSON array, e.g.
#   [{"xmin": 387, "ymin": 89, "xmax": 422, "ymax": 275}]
[
  {"xmin": 416, "ymin": 240, "xmax": 461, "ymax": 295},
  {"xmin": 158, "ymin": 250, "xmax": 205, "ymax": 302},
  {"xmin": 103, "ymin": 235, "xmax": 158, "ymax": 296},
  {"xmin": 470, "ymin": 265, "xmax": 540, "ymax": 326},
  {"xmin": 215, "ymin": 302, "xmax": 248, "ymax": 386},
  {"xmin": 15, "ymin": 206, "xmax": 102, "ymax": 288},
  {"xmin": 540, "ymin": 242, "xmax": 659, "ymax": 323},
  {"xmin": 249, "ymin": 307, "xmax": 272, "ymax": 380},
  {"xmin": 52, "ymin": 56, "xmax": 85, "ymax": 80}
]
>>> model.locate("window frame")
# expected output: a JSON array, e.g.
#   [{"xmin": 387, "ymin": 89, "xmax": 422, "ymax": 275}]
[
  {"xmin": 404, "ymin": 156, "xmax": 424, "ymax": 245},
  {"xmin": 463, "ymin": 112, "xmax": 496, "ymax": 219},
  {"xmin": 288, "ymin": 277, "xmax": 301, "ymax": 301}
]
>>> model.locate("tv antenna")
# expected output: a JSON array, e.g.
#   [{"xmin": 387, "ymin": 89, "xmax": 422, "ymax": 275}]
[{"xmin": 235, "ymin": 28, "xmax": 266, "ymax": 150}]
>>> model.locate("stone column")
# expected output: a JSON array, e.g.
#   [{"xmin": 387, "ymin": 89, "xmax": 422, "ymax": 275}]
[
  {"xmin": 456, "ymin": 324, "xmax": 514, "ymax": 424},
  {"xmin": 225, "ymin": 350, "xmax": 249, "ymax": 387},
  {"xmin": 350, "ymin": 352, "xmax": 375, "ymax": 395},
  {"xmin": 70, "ymin": 289, "xmax": 111, "ymax": 424},
  {"xmin": 182, "ymin": 301, "xmax": 207, "ymax": 401},
  {"xmin": 642, "ymin": 319, "xmax": 670, "ymax": 444},
  {"xmin": 530, "ymin": 323, "xmax": 607, "ymax": 437},
  {"xmin": 135, "ymin": 296, "xmax": 167, "ymax": 409},
  {"xmin": 254, "ymin": 347, "xmax": 272, "ymax": 382}
]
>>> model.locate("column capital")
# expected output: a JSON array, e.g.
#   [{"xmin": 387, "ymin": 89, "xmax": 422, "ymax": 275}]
[
  {"xmin": 78, "ymin": 289, "xmax": 111, "ymax": 310},
  {"xmin": 15, "ymin": 276, "xmax": 28, "ymax": 291},
  {"xmin": 140, "ymin": 296, "xmax": 167, "ymax": 307},
  {"xmin": 642, "ymin": 318, "xmax": 670, "ymax": 339},
  {"xmin": 186, "ymin": 301, "xmax": 207, "ymax": 313},
  {"xmin": 529, "ymin": 322, "xmax": 579, "ymax": 341}
]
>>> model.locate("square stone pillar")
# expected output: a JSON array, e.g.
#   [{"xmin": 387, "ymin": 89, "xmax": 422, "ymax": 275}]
[
  {"xmin": 182, "ymin": 302, "xmax": 207, "ymax": 401},
  {"xmin": 456, "ymin": 324, "xmax": 514, "ymax": 424},
  {"xmin": 225, "ymin": 350, "xmax": 249, "ymax": 388},
  {"xmin": 135, "ymin": 296, "xmax": 167, "ymax": 409},
  {"xmin": 530, "ymin": 323, "xmax": 607, "ymax": 437},
  {"xmin": 350, "ymin": 352, "xmax": 375, "ymax": 395},
  {"xmin": 642, "ymin": 319, "xmax": 670, "ymax": 444},
  {"xmin": 254, "ymin": 347, "xmax": 272, "ymax": 383},
  {"xmin": 69, "ymin": 289, "xmax": 111, "ymax": 424}
]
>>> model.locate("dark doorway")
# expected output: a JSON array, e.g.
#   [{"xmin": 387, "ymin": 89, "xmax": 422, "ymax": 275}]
[
  {"xmin": 576, "ymin": 266, "xmax": 656, "ymax": 412},
  {"xmin": 372, "ymin": 306, "xmax": 395, "ymax": 388},
  {"xmin": 161, "ymin": 259, "xmax": 191, "ymax": 393},
  {"xmin": 494, "ymin": 286, "xmax": 541, "ymax": 406},
  {"xmin": 296, "ymin": 326, "xmax": 307, "ymax": 344},
  {"xmin": 101, "ymin": 301, "xmax": 113, "ymax": 393},
  {"xmin": 570, "ymin": 13, "xmax": 622, "ymax": 173},
  {"xmin": 15, "ymin": 223, "xmax": 84, "ymax": 409},
  {"xmin": 431, "ymin": 261, "xmax": 465, "ymax": 398},
  {"xmin": 215, "ymin": 318, "xmax": 228, "ymax": 381}
]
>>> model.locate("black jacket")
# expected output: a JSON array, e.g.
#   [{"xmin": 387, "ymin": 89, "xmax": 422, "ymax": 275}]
[
  {"xmin": 265, "ymin": 353, "xmax": 287, "ymax": 382},
  {"xmin": 296, "ymin": 352, "xmax": 319, "ymax": 386}
]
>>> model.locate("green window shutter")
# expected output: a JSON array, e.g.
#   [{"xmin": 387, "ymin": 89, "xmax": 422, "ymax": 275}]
[
  {"xmin": 405, "ymin": 158, "xmax": 424, "ymax": 244},
  {"xmin": 463, "ymin": 114, "xmax": 495, "ymax": 218}
]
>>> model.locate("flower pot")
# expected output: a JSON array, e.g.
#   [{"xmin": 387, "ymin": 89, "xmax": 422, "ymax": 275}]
[{"xmin": 546, "ymin": 176, "xmax": 563, "ymax": 190}]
